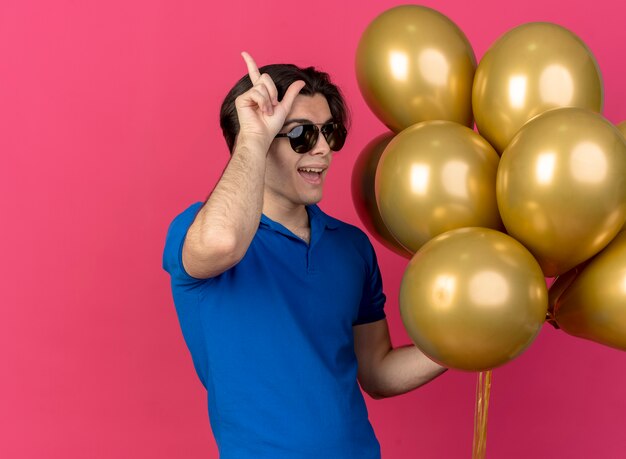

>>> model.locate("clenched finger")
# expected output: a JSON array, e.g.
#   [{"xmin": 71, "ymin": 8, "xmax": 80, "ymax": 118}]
[
  {"xmin": 257, "ymin": 73, "xmax": 278, "ymax": 105},
  {"xmin": 251, "ymin": 85, "xmax": 274, "ymax": 115},
  {"xmin": 236, "ymin": 86, "xmax": 273, "ymax": 115}
]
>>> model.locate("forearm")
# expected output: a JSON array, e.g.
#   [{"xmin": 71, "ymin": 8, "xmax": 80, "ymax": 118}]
[
  {"xmin": 368, "ymin": 345, "xmax": 447, "ymax": 399},
  {"xmin": 185, "ymin": 139, "xmax": 268, "ymax": 267},
  {"xmin": 196, "ymin": 141, "xmax": 267, "ymax": 243}
]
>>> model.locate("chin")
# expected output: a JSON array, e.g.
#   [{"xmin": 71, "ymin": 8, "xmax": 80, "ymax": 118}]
[{"xmin": 300, "ymin": 192, "xmax": 323, "ymax": 206}]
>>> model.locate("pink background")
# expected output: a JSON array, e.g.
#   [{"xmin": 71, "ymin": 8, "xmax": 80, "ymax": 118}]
[{"xmin": 2, "ymin": 0, "xmax": 625, "ymax": 457}]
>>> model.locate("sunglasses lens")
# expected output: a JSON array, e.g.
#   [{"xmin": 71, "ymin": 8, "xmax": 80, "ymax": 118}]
[
  {"xmin": 323, "ymin": 123, "xmax": 347, "ymax": 151},
  {"xmin": 302, "ymin": 125, "xmax": 320, "ymax": 152},
  {"xmin": 289, "ymin": 125, "xmax": 318, "ymax": 153},
  {"xmin": 286, "ymin": 123, "xmax": 347, "ymax": 153}
]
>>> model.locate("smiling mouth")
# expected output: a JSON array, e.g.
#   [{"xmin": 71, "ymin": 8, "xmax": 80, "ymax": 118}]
[{"xmin": 297, "ymin": 167, "xmax": 325, "ymax": 184}]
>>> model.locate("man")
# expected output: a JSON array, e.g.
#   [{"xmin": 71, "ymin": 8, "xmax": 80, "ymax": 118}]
[{"xmin": 163, "ymin": 52, "xmax": 446, "ymax": 458}]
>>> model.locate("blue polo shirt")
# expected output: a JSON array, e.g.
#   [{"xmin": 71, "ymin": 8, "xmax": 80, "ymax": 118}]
[{"xmin": 163, "ymin": 202, "xmax": 386, "ymax": 459}]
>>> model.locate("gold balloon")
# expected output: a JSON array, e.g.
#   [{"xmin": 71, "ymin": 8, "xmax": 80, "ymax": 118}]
[
  {"xmin": 546, "ymin": 263, "xmax": 586, "ymax": 326},
  {"xmin": 497, "ymin": 107, "xmax": 626, "ymax": 277},
  {"xmin": 616, "ymin": 122, "xmax": 626, "ymax": 232},
  {"xmin": 352, "ymin": 133, "xmax": 412, "ymax": 258},
  {"xmin": 376, "ymin": 120, "xmax": 502, "ymax": 253},
  {"xmin": 355, "ymin": 5, "xmax": 476, "ymax": 132},
  {"xmin": 400, "ymin": 228, "xmax": 548, "ymax": 371},
  {"xmin": 473, "ymin": 22, "xmax": 603, "ymax": 154},
  {"xmin": 553, "ymin": 231, "xmax": 626, "ymax": 351}
]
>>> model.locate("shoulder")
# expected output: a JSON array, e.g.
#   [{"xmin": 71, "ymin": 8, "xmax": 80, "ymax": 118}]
[
  {"xmin": 312, "ymin": 205, "xmax": 375, "ymax": 254},
  {"xmin": 335, "ymin": 220, "xmax": 372, "ymax": 248},
  {"xmin": 163, "ymin": 202, "xmax": 205, "ymax": 280},
  {"xmin": 168, "ymin": 202, "xmax": 204, "ymax": 230}
]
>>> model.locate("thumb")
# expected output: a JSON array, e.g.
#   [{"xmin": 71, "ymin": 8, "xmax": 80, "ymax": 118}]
[{"xmin": 279, "ymin": 80, "xmax": 306, "ymax": 113}]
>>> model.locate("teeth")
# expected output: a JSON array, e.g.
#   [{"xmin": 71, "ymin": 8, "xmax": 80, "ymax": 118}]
[{"xmin": 299, "ymin": 167, "xmax": 323, "ymax": 173}]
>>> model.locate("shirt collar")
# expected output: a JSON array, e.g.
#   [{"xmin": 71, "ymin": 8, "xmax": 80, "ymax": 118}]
[
  {"xmin": 259, "ymin": 204, "xmax": 340, "ymax": 231},
  {"xmin": 306, "ymin": 204, "xmax": 340, "ymax": 230}
]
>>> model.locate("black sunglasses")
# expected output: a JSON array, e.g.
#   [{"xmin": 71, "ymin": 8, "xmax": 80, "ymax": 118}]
[{"xmin": 275, "ymin": 122, "xmax": 347, "ymax": 154}]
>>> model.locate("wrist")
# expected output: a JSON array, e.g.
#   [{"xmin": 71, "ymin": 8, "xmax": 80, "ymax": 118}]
[{"xmin": 235, "ymin": 133, "xmax": 273, "ymax": 156}]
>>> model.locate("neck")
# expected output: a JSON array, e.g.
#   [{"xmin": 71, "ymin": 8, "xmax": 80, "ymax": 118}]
[{"xmin": 262, "ymin": 192, "xmax": 310, "ymax": 230}]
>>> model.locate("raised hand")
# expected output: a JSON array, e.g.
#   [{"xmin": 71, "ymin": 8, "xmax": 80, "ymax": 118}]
[{"xmin": 235, "ymin": 52, "xmax": 305, "ymax": 151}]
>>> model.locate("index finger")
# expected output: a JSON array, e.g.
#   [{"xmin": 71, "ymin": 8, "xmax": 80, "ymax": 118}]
[{"xmin": 241, "ymin": 51, "xmax": 261, "ymax": 83}]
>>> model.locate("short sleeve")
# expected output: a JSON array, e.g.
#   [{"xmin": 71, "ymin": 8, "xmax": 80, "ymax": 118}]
[
  {"xmin": 354, "ymin": 236, "xmax": 387, "ymax": 325},
  {"xmin": 162, "ymin": 202, "xmax": 206, "ymax": 289}
]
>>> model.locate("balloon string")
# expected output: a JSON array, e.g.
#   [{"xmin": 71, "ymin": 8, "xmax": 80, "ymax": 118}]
[{"xmin": 472, "ymin": 370, "xmax": 492, "ymax": 459}]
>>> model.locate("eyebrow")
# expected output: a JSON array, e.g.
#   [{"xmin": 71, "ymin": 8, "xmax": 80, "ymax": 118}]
[{"xmin": 283, "ymin": 117, "xmax": 334, "ymax": 127}]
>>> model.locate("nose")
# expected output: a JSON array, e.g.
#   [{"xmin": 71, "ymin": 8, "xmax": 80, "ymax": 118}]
[{"xmin": 310, "ymin": 130, "xmax": 331, "ymax": 156}]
